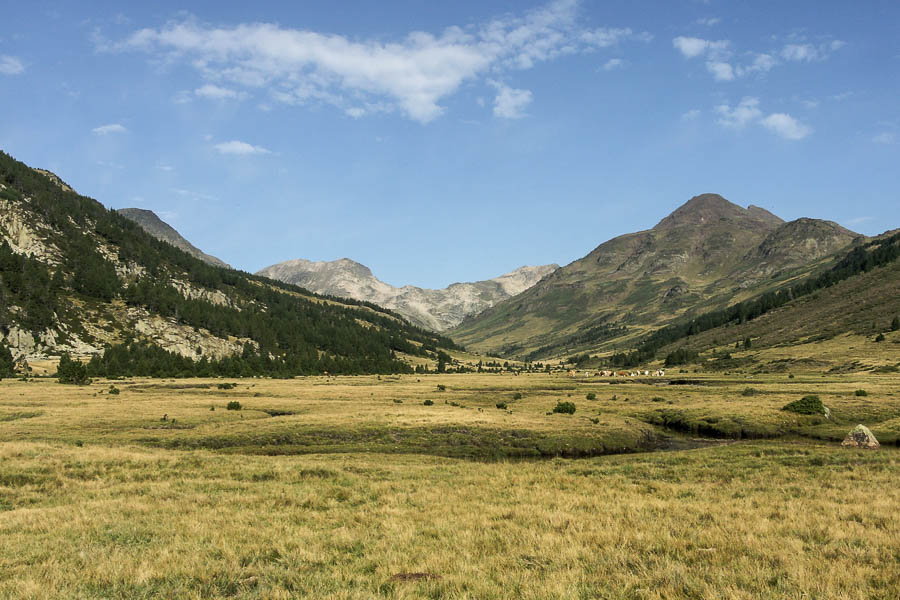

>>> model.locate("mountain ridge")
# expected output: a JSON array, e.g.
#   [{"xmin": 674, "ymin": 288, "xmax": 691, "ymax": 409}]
[
  {"xmin": 257, "ymin": 258, "xmax": 558, "ymax": 332},
  {"xmin": 451, "ymin": 194, "xmax": 863, "ymax": 359},
  {"xmin": 117, "ymin": 208, "xmax": 230, "ymax": 269}
]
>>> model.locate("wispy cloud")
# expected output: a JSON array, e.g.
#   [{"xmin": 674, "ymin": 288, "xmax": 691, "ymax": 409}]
[
  {"xmin": 716, "ymin": 97, "xmax": 812, "ymax": 140},
  {"xmin": 490, "ymin": 81, "xmax": 532, "ymax": 119},
  {"xmin": 873, "ymin": 132, "xmax": 896, "ymax": 145},
  {"xmin": 673, "ymin": 35, "xmax": 844, "ymax": 82},
  {"xmin": 716, "ymin": 97, "xmax": 762, "ymax": 129},
  {"xmin": 760, "ymin": 113, "xmax": 813, "ymax": 140},
  {"xmin": 194, "ymin": 84, "xmax": 247, "ymax": 101},
  {"xmin": 600, "ymin": 58, "xmax": 625, "ymax": 71},
  {"xmin": 92, "ymin": 123, "xmax": 128, "ymax": 135},
  {"xmin": 695, "ymin": 17, "xmax": 721, "ymax": 27},
  {"xmin": 108, "ymin": 0, "xmax": 651, "ymax": 123},
  {"xmin": 0, "ymin": 55, "xmax": 25, "ymax": 75},
  {"xmin": 681, "ymin": 109, "xmax": 701, "ymax": 120},
  {"xmin": 213, "ymin": 140, "xmax": 271, "ymax": 155}
]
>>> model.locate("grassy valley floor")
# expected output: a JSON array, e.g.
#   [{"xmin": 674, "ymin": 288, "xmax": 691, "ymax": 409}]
[{"xmin": 2, "ymin": 373, "xmax": 899, "ymax": 598}]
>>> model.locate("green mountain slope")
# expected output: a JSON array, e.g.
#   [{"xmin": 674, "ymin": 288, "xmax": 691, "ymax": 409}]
[
  {"xmin": 451, "ymin": 194, "xmax": 862, "ymax": 359},
  {"xmin": 0, "ymin": 151, "xmax": 457, "ymax": 376}
]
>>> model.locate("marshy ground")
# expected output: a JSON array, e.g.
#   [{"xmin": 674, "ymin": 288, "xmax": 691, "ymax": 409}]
[{"xmin": 2, "ymin": 372, "xmax": 899, "ymax": 598}]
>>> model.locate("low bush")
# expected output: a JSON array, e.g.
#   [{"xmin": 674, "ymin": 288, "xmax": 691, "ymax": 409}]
[
  {"xmin": 855, "ymin": 389, "xmax": 868, "ymax": 397},
  {"xmin": 496, "ymin": 402, "xmax": 507, "ymax": 410},
  {"xmin": 552, "ymin": 401, "xmax": 576, "ymax": 415},
  {"xmin": 742, "ymin": 387, "xmax": 758, "ymax": 397},
  {"xmin": 512, "ymin": 392, "xmax": 523, "ymax": 400},
  {"xmin": 782, "ymin": 395, "xmax": 825, "ymax": 415},
  {"xmin": 226, "ymin": 401, "xmax": 242, "ymax": 411},
  {"xmin": 423, "ymin": 399, "xmax": 434, "ymax": 406},
  {"xmin": 586, "ymin": 392, "xmax": 596, "ymax": 400}
]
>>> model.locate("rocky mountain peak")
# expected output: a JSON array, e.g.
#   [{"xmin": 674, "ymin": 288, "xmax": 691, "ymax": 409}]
[
  {"xmin": 256, "ymin": 259, "xmax": 558, "ymax": 331},
  {"xmin": 654, "ymin": 194, "xmax": 783, "ymax": 230},
  {"xmin": 117, "ymin": 208, "xmax": 230, "ymax": 269}
]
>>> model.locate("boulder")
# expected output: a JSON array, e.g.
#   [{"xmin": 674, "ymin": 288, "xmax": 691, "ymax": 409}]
[{"xmin": 841, "ymin": 425, "xmax": 880, "ymax": 449}]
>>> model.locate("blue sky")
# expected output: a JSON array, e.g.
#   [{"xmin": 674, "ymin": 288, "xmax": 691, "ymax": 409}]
[{"xmin": 1, "ymin": 1, "xmax": 898, "ymax": 288}]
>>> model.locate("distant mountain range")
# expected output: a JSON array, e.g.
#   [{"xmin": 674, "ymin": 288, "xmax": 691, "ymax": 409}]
[
  {"xmin": 117, "ymin": 208, "xmax": 230, "ymax": 269},
  {"xmin": 3, "ymin": 148, "xmax": 897, "ymax": 375},
  {"xmin": 450, "ymin": 193, "xmax": 864, "ymax": 359},
  {"xmin": 256, "ymin": 258, "xmax": 558, "ymax": 332}
]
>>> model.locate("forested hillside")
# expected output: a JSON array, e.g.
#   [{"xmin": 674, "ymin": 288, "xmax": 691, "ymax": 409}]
[{"xmin": 0, "ymin": 151, "xmax": 458, "ymax": 377}]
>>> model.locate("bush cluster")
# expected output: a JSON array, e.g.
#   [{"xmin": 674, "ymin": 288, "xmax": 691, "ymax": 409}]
[{"xmin": 782, "ymin": 395, "xmax": 826, "ymax": 415}]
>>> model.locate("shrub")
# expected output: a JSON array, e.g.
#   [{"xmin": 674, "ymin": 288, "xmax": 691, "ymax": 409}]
[
  {"xmin": 892, "ymin": 316, "xmax": 899, "ymax": 332},
  {"xmin": 217, "ymin": 382, "xmax": 237, "ymax": 390},
  {"xmin": 393, "ymin": 399, "xmax": 403, "ymax": 404},
  {"xmin": 436, "ymin": 384, "xmax": 446, "ymax": 392},
  {"xmin": 226, "ymin": 401, "xmax": 242, "ymax": 411},
  {"xmin": 586, "ymin": 392, "xmax": 596, "ymax": 400},
  {"xmin": 651, "ymin": 397, "xmax": 665, "ymax": 402},
  {"xmin": 512, "ymin": 392, "xmax": 523, "ymax": 400},
  {"xmin": 854, "ymin": 389, "xmax": 868, "ymax": 397},
  {"xmin": 423, "ymin": 399, "xmax": 434, "ymax": 406},
  {"xmin": 552, "ymin": 401, "xmax": 576, "ymax": 415},
  {"xmin": 496, "ymin": 402, "xmax": 508, "ymax": 410},
  {"xmin": 742, "ymin": 387, "xmax": 758, "ymax": 397},
  {"xmin": 875, "ymin": 333, "xmax": 886, "ymax": 342},
  {"xmin": 108, "ymin": 385, "xmax": 120, "ymax": 395},
  {"xmin": 782, "ymin": 395, "xmax": 826, "ymax": 415},
  {"xmin": 57, "ymin": 354, "xmax": 90, "ymax": 385}
]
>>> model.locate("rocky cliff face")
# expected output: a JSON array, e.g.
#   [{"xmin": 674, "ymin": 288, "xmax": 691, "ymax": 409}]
[
  {"xmin": 117, "ymin": 208, "xmax": 230, "ymax": 268},
  {"xmin": 256, "ymin": 259, "xmax": 558, "ymax": 331}
]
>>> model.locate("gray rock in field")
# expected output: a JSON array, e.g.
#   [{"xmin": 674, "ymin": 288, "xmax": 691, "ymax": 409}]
[{"xmin": 841, "ymin": 424, "xmax": 880, "ymax": 449}]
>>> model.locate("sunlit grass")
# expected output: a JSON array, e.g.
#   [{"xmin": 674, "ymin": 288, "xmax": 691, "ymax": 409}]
[{"xmin": 2, "ymin": 373, "xmax": 899, "ymax": 598}]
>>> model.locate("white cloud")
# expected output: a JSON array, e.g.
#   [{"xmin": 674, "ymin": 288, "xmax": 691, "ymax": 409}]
[
  {"xmin": 194, "ymin": 84, "xmax": 246, "ymax": 100},
  {"xmin": 675, "ymin": 35, "xmax": 844, "ymax": 82},
  {"xmin": 673, "ymin": 36, "xmax": 725, "ymax": 59},
  {"xmin": 715, "ymin": 97, "xmax": 812, "ymax": 140},
  {"xmin": 781, "ymin": 40, "xmax": 845, "ymax": 62},
  {"xmin": 706, "ymin": 61, "xmax": 734, "ymax": 81},
  {"xmin": 213, "ymin": 140, "xmax": 271, "ymax": 155},
  {"xmin": 112, "ymin": 1, "xmax": 651, "ymax": 123},
  {"xmin": 92, "ymin": 123, "xmax": 128, "ymax": 135},
  {"xmin": 760, "ymin": 113, "xmax": 813, "ymax": 140},
  {"xmin": 715, "ymin": 97, "xmax": 762, "ymax": 129},
  {"xmin": 681, "ymin": 109, "xmax": 701, "ymax": 120},
  {"xmin": 491, "ymin": 81, "xmax": 533, "ymax": 119},
  {"xmin": 781, "ymin": 43, "xmax": 819, "ymax": 62},
  {"xmin": 0, "ymin": 55, "xmax": 24, "ymax": 75},
  {"xmin": 601, "ymin": 58, "xmax": 624, "ymax": 70},
  {"xmin": 873, "ymin": 132, "xmax": 896, "ymax": 145},
  {"xmin": 695, "ymin": 17, "xmax": 721, "ymax": 27}
]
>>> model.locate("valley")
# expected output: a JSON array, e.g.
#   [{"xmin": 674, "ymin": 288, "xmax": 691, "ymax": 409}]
[{"xmin": 2, "ymin": 372, "xmax": 899, "ymax": 598}]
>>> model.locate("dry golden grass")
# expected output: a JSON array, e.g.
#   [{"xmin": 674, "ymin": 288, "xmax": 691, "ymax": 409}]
[{"xmin": 2, "ymin": 373, "xmax": 900, "ymax": 598}]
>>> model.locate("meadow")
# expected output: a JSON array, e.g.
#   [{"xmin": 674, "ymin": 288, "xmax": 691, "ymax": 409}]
[{"xmin": 2, "ymin": 372, "xmax": 899, "ymax": 599}]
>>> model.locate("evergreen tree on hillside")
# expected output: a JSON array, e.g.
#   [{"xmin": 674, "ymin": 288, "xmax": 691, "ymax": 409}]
[
  {"xmin": 0, "ymin": 344, "xmax": 14, "ymax": 378},
  {"xmin": 57, "ymin": 353, "xmax": 91, "ymax": 385}
]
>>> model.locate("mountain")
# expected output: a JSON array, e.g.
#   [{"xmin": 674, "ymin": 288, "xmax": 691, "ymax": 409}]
[
  {"xmin": 117, "ymin": 208, "xmax": 230, "ymax": 269},
  {"xmin": 256, "ymin": 258, "xmax": 558, "ymax": 332},
  {"xmin": 0, "ymin": 150, "xmax": 458, "ymax": 376},
  {"xmin": 451, "ymin": 193, "xmax": 863, "ymax": 359}
]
